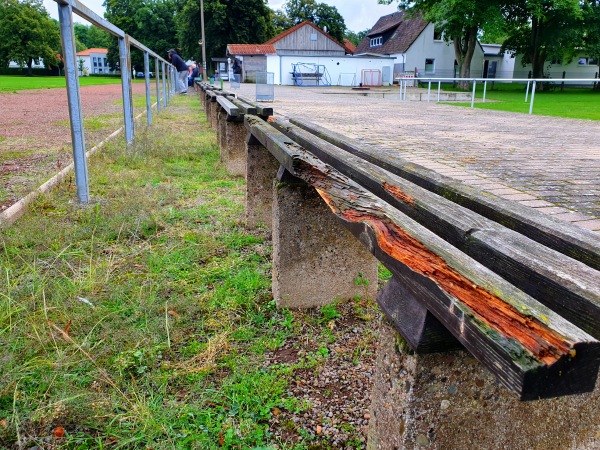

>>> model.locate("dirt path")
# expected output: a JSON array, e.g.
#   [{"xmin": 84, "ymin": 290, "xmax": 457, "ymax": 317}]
[{"xmin": 0, "ymin": 83, "xmax": 147, "ymax": 210}]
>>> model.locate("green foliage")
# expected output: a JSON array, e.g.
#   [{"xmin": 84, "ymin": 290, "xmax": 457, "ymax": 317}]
[
  {"xmin": 73, "ymin": 23, "xmax": 112, "ymax": 50},
  {"xmin": 382, "ymin": 0, "xmax": 503, "ymax": 87},
  {"xmin": 104, "ymin": 0, "xmax": 178, "ymax": 72},
  {"xmin": 283, "ymin": 0, "xmax": 347, "ymax": 43},
  {"xmin": 0, "ymin": 0, "xmax": 60, "ymax": 74},
  {"xmin": 176, "ymin": 0, "xmax": 275, "ymax": 69},
  {"xmin": 345, "ymin": 29, "xmax": 369, "ymax": 46},
  {"xmin": 501, "ymin": 0, "xmax": 584, "ymax": 80}
]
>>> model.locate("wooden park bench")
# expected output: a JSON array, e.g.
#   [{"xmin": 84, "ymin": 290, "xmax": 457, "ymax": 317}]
[
  {"xmin": 198, "ymin": 93, "xmax": 600, "ymax": 444},
  {"xmin": 290, "ymin": 71, "xmax": 324, "ymax": 86}
]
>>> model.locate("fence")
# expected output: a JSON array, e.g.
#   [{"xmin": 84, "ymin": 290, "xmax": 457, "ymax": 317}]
[
  {"xmin": 54, "ymin": 0, "xmax": 175, "ymax": 204},
  {"xmin": 396, "ymin": 76, "xmax": 600, "ymax": 115}
]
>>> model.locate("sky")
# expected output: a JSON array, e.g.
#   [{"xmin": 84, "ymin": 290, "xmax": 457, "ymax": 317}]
[{"xmin": 43, "ymin": 0, "xmax": 400, "ymax": 33}]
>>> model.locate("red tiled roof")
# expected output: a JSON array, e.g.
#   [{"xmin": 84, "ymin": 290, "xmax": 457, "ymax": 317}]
[
  {"xmin": 264, "ymin": 21, "xmax": 347, "ymax": 52},
  {"xmin": 76, "ymin": 48, "xmax": 108, "ymax": 56},
  {"xmin": 343, "ymin": 38, "xmax": 356, "ymax": 55},
  {"xmin": 227, "ymin": 44, "xmax": 277, "ymax": 55}
]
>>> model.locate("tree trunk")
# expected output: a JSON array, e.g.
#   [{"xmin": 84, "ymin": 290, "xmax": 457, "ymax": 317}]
[
  {"xmin": 529, "ymin": 16, "xmax": 548, "ymax": 91},
  {"xmin": 453, "ymin": 26, "xmax": 478, "ymax": 90},
  {"xmin": 27, "ymin": 58, "xmax": 33, "ymax": 77}
]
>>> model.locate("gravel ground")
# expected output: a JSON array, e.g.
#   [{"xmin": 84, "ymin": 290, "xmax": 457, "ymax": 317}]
[{"xmin": 0, "ymin": 83, "xmax": 147, "ymax": 209}]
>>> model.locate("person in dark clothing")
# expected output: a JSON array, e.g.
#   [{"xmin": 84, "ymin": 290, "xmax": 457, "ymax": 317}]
[
  {"xmin": 168, "ymin": 48, "xmax": 189, "ymax": 94},
  {"xmin": 188, "ymin": 63, "xmax": 199, "ymax": 87}
]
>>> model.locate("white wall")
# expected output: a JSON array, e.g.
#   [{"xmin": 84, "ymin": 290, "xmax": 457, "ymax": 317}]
[
  {"xmin": 513, "ymin": 54, "xmax": 599, "ymax": 82},
  {"xmin": 275, "ymin": 54, "xmax": 395, "ymax": 86}
]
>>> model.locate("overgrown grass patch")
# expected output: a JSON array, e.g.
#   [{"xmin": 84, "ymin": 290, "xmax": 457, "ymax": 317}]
[{"xmin": 0, "ymin": 94, "xmax": 380, "ymax": 449}]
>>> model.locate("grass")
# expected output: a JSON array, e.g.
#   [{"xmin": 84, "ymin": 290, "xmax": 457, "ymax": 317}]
[
  {"xmin": 441, "ymin": 83, "xmax": 600, "ymax": 120},
  {"xmin": 0, "ymin": 94, "xmax": 379, "ymax": 449},
  {"xmin": 0, "ymin": 75, "xmax": 151, "ymax": 93}
]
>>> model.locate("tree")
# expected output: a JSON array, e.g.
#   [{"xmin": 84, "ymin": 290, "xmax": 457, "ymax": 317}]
[
  {"xmin": 379, "ymin": 0, "xmax": 503, "ymax": 89},
  {"xmin": 104, "ymin": 0, "xmax": 178, "ymax": 72},
  {"xmin": 345, "ymin": 29, "xmax": 369, "ymax": 47},
  {"xmin": 176, "ymin": 0, "xmax": 274, "ymax": 70},
  {"xmin": 283, "ymin": 0, "xmax": 346, "ymax": 43},
  {"xmin": 0, "ymin": 0, "xmax": 60, "ymax": 75},
  {"xmin": 582, "ymin": 1, "xmax": 600, "ymax": 76},
  {"xmin": 501, "ymin": 0, "xmax": 583, "ymax": 85}
]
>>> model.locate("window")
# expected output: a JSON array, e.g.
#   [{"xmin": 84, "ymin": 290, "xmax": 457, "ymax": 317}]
[
  {"xmin": 425, "ymin": 58, "xmax": 435, "ymax": 73},
  {"xmin": 310, "ymin": 33, "xmax": 317, "ymax": 41},
  {"xmin": 433, "ymin": 28, "xmax": 443, "ymax": 41},
  {"xmin": 370, "ymin": 36, "xmax": 382, "ymax": 47},
  {"xmin": 104, "ymin": 58, "xmax": 108, "ymax": 66}
]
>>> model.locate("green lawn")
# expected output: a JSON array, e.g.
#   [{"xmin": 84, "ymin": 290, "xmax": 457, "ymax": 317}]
[
  {"xmin": 0, "ymin": 94, "xmax": 379, "ymax": 449},
  {"xmin": 0, "ymin": 75, "xmax": 147, "ymax": 92},
  {"xmin": 446, "ymin": 83, "xmax": 600, "ymax": 120}
]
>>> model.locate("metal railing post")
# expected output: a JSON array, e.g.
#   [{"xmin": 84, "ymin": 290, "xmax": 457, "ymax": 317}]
[
  {"xmin": 162, "ymin": 61, "xmax": 167, "ymax": 107},
  {"xmin": 58, "ymin": 1, "xmax": 89, "ymax": 203},
  {"xmin": 155, "ymin": 56, "xmax": 161, "ymax": 112},
  {"xmin": 427, "ymin": 80, "xmax": 431, "ymax": 103},
  {"xmin": 119, "ymin": 35, "xmax": 134, "ymax": 144},
  {"xmin": 144, "ymin": 51, "xmax": 152, "ymax": 126},
  {"xmin": 471, "ymin": 81, "xmax": 477, "ymax": 108},
  {"xmin": 483, "ymin": 80, "xmax": 488, "ymax": 103},
  {"xmin": 437, "ymin": 81, "xmax": 441, "ymax": 102},
  {"xmin": 529, "ymin": 80, "xmax": 536, "ymax": 115},
  {"xmin": 525, "ymin": 81, "xmax": 531, "ymax": 102}
]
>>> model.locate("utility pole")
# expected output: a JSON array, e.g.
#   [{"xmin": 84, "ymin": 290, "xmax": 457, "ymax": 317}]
[{"xmin": 200, "ymin": 0, "xmax": 207, "ymax": 81}]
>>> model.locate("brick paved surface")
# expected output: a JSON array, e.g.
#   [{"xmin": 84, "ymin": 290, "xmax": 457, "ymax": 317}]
[{"xmin": 232, "ymin": 84, "xmax": 600, "ymax": 232}]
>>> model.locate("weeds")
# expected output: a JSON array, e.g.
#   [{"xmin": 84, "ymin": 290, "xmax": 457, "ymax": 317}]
[{"xmin": 0, "ymin": 94, "xmax": 380, "ymax": 449}]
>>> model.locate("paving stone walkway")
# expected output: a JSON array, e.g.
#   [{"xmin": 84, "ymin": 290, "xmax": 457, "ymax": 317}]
[{"xmin": 231, "ymin": 84, "xmax": 600, "ymax": 232}]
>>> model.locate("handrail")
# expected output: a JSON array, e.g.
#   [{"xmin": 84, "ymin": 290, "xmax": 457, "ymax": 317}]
[
  {"xmin": 53, "ymin": 0, "xmax": 176, "ymax": 203},
  {"xmin": 395, "ymin": 76, "xmax": 599, "ymax": 114}
]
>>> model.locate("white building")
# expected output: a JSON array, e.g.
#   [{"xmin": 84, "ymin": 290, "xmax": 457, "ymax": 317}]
[{"xmin": 76, "ymin": 48, "xmax": 112, "ymax": 76}]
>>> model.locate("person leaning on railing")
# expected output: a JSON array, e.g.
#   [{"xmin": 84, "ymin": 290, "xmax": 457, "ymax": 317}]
[{"xmin": 168, "ymin": 49, "xmax": 189, "ymax": 95}]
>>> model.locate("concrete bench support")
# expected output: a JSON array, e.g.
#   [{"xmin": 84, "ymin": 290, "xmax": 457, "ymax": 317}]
[
  {"xmin": 209, "ymin": 100, "xmax": 218, "ymax": 130},
  {"xmin": 245, "ymin": 135, "xmax": 279, "ymax": 229},
  {"xmin": 367, "ymin": 316, "xmax": 600, "ymax": 450},
  {"xmin": 221, "ymin": 120, "xmax": 247, "ymax": 177},
  {"xmin": 272, "ymin": 176, "xmax": 378, "ymax": 308}
]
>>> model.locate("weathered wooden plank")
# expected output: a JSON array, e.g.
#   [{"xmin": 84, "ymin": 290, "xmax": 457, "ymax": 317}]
[
  {"xmin": 216, "ymin": 96, "xmax": 240, "ymax": 120},
  {"xmin": 288, "ymin": 118, "xmax": 600, "ymax": 271},
  {"xmin": 378, "ymin": 275, "xmax": 462, "ymax": 353},
  {"xmin": 244, "ymin": 114, "xmax": 600, "ymax": 399},
  {"xmin": 230, "ymin": 98, "xmax": 258, "ymax": 116},
  {"xmin": 238, "ymin": 95, "xmax": 273, "ymax": 117},
  {"xmin": 271, "ymin": 119, "xmax": 600, "ymax": 339},
  {"xmin": 205, "ymin": 90, "xmax": 218, "ymax": 102}
]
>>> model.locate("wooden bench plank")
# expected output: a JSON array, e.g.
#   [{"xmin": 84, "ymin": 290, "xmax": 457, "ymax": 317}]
[
  {"xmin": 216, "ymin": 96, "xmax": 240, "ymax": 119},
  {"xmin": 288, "ymin": 118, "xmax": 600, "ymax": 271},
  {"xmin": 271, "ymin": 119, "xmax": 600, "ymax": 340},
  {"xmin": 238, "ymin": 95, "xmax": 273, "ymax": 117},
  {"xmin": 244, "ymin": 114, "xmax": 600, "ymax": 400}
]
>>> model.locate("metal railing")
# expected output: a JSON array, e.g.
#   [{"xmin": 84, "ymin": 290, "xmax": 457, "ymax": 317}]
[
  {"xmin": 396, "ymin": 76, "xmax": 599, "ymax": 115},
  {"xmin": 55, "ymin": 0, "xmax": 176, "ymax": 203}
]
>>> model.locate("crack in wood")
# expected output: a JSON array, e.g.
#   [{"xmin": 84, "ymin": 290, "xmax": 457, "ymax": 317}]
[{"xmin": 294, "ymin": 160, "xmax": 574, "ymax": 365}]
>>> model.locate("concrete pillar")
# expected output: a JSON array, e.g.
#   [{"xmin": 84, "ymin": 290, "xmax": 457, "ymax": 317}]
[
  {"xmin": 272, "ymin": 177, "xmax": 378, "ymax": 309},
  {"xmin": 367, "ymin": 316, "xmax": 600, "ymax": 450},
  {"xmin": 209, "ymin": 99, "xmax": 218, "ymax": 130},
  {"xmin": 217, "ymin": 107, "xmax": 226, "ymax": 162},
  {"xmin": 222, "ymin": 120, "xmax": 247, "ymax": 177},
  {"xmin": 245, "ymin": 135, "xmax": 279, "ymax": 229}
]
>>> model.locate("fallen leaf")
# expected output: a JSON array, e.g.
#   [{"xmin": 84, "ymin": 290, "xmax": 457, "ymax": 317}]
[
  {"xmin": 54, "ymin": 426, "xmax": 65, "ymax": 438},
  {"xmin": 63, "ymin": 320, "xmax": 72, "ymax": 336},
  {"xmin": 0, "ymin": 419, "xmax": 7, "ymax": 428},
  {"xmin": 272, "ymin": 407, "xmax": 281, "ymax": 416},
  {"xmin": 316, "ymin": 425, "xmax": 322, "ymax": 435},
  {"xmin": 168, "ymin": 310, "xmax": 180, "ymax": 318},
  {"xmin": 219, "ymin": 431, "xmax": 224, "ymax": 446}
]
